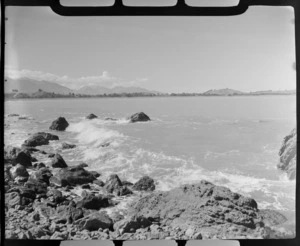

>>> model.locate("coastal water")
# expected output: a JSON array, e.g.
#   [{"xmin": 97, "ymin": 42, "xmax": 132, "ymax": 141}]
[{"xmin": 4, "ymin": 96, "xmax": 296, "ymax": 231}]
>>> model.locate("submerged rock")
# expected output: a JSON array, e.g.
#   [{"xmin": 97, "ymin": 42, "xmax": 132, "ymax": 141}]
[
  {"xmin": 278, "ymin": 128, "xmax": 297, "ymax": 179},
  {"xmin": 61, "ymin": 142, "xmax": 76, "ymax": 149},
  {"xmin": 86, "ymin": 113, "xmax": 98, "ymax": 120},
  {"xmin": 4, "ymin": 146, "xmax": 32, "ymax": 167},
  {"xmin": 127, "ymin": 180, "xmax": 262, "ymax": 238},
  {"xmin": 132, "ymin": 176, "xmax": 155, "ymax": 191},
  {"xmin": 23, "ymin": 132, "xmax": 59, "ymax": 147},
  {"xmin": 51, "ymin": 154, "xmax": 68, "ymax": 168},
  {"xmin": 49, "ymin": 117, "xmax": 69, "ymax": 131},
  {"xmin": 128, "ymin": 112, "xmax": 150, "ymax": 123}
]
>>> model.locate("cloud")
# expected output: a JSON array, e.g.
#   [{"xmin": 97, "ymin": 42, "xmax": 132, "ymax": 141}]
[{"xmin": 5, "ymin": 67, "xmax": 148, "ymax": 90}]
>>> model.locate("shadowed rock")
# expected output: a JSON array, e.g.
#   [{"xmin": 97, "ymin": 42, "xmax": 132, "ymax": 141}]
[
  {"xmin": 51, "ymin": 154, "xmax": 68, "ymax": 168},
  {"xmin": 61, "ymin": 142, "xmax": 76, "ymax": 149},
  {"xmin": 79, "ymin": 212, "xmax": 113, "ymax": 231},
  {"xmin": 132, "ymin": 176, "xmax": 155, "ymax": 191},
  {"xmin": 4, "ymin": 146, "xmax": 32, "ymax": 167},
  {"xmin": 128, "ymin": 112, "xmax": 150, "ymax": 123},
  {"xmin": 23, "ymin": 132, "xmax": 59, "ymax": 147},
  {"xmin": 86, "ymin": 113, "xmax": 98, "ymax": 120},
  {"xmin": 49, "ymin": 117, "xmax": 69, "ymax": 131},
  {"xmin": 114, "ymin": 215, "xmax": 152, "ymax": 234},
  {"xmin": 76, "ymin": 194, "xmax": 110, "ymax": 210},
  {"xmin": 104, "ymin": 174, "xmax": 133, "ymax": 196},
  {"xmin": 278, "ymin": 128, "xmax": 296, "ymax": 179},
  {"xmin": 10, "ymin": 164, "xmax": 29, "ymax": 180}
]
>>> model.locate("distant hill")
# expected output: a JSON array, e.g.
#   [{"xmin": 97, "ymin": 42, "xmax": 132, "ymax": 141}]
[
  {"xmin": 250, "ymin": 90, "xmax": 296, "ymax": 95},
  {"xmin": 202, "ymin": 88, "xmax": 245, "ymax": 96},
  {"xmin": 5, "ymin": 78, "xmax": 73, "ymax": 94},
  {"xmin": 76, "ymin": 85, "xmax": 159, "ymax": 95}
]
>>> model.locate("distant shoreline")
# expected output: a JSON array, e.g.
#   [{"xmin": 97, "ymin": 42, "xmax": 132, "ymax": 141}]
[{"xmin": 4, "ymin": 92, "xmax": 296, "ymax": 101}]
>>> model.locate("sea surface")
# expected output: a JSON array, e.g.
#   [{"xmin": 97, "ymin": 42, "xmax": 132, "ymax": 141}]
[{"xmin": 4, "ymin": 96, "xmax": 296, "ymax": 232}]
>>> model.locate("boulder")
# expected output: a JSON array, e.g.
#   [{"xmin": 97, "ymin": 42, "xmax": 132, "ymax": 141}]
[
  {"xmin": 51, "ymin": 154, "xmax": 68, "ymax": 168},
  {"xmin": 23, "ymin": 132, "xmax": 59, "ymax": 147},
  {"xmin": 79, "ymin": 212, "xmax": 113, "ymax": 231},
  {"xmin": 86, "ymin": 113, "xmax": 98, "ymax": 120},
  {"xmin": 24, "ymin": 179, "xmax": 48, "ymax": 194},
  {"xmin": 5, "ymin": 192, "xmax": 21, "ymax": 208},
  {"xmin": 30, "ymin": 167, "xmax": 53, "ymax": 185},
  {"xmin": 114, "ymin": 215, "xmax": 152, "ymax": 234},
  {"xmin": 76, "ymin": 194, "xmax": 110, "ymax": 210},
  {"xmin": 49, "ymin": 117, "xmax": 69, "ymax": 131},
  {"xmin": 61, "ymin": 142, "xmax": 76, "ymax": 149},
  {"xmin": 128, "ymin": 112, "xmax": 150, "ymax": 123},
  {"xmin": 10, "ymin": 164, "xmax": 29, "ymax": 180},
  {"xmin": 32, "ymin": 162, "xmax": 46, "ymax": 169},
  {"xmin": 258, "ymin": 209, "xmax": 287, "ymax": 227},
  {"xmin": 132, "ymin": 176, "xmax": 155, "ymax": 191},
  {"xmin": 104, "ymin": 174, "xmax": 133, "ymax": 196},
  {"xmin": 51, "ymin": 165, "xmax": 96, "ymax": 186},
  {"xmin": 127, "ymin": 180, "xmax": 262, "ymax": 237},
  {"xmin": 278, "ymin": 128, "xmax": 297, "ymax": 179},
  {"xmin": 4, "ymin": 146, "xmax": 32, "ymax": 167}
]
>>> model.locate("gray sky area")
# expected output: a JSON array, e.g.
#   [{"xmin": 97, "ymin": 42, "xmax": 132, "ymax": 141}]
[{"xmin": 5, "ymin": 5, "xmax": 295, "ymax": 93}]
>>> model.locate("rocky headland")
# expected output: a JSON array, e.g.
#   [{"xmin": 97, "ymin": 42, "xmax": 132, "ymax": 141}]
[
  {"xmin": 278, "ymin": 128, "xmax": 297, "ymax": 180},
  {"xmin": 4, "ymin": 114, "xmax": 294, "ymax": 240}
]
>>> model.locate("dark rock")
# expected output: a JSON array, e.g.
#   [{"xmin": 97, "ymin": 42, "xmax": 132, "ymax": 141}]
[
  {"xmin": 278, "ymin": 128, "xmax": 296, "ymax": 179},
  {"xmin": 104, "ymin": 174, "xmax": 133, "ymax": 196},
  {"xmin": 114, "ymin": 215, "xmax": 152, "ymax": 233},
  {"xmin": 132, "ymin": 176, "xmax": 155, "ymax": 191},
  {"xmin": 128, "ymin": 112, "xmax": 150, "ymax": 123},
  {"xmin": 86, "ymin": 113, "xmax": 98, "ymax": 120},
  {"xmin": 52, "ymin": 165, "xmax": 96, "ymax": 187},
  {"xmin": 77, "ymin": 163, "xmax": 89, "ymax": 168},
  {"xmin": 10, "ymin": 164, "xmax": 29, "ymax": 179},
  {"xmin": 7, "ymin": 113, "xmax": 19, "ymax": 117},
  {"xmin": 90, "ymin": 170, "xmax": 101, "ymax": 178},
  {"xmin": 24, "ymin": 179, "xmax": 48, "ymax": 194},
  {"xmin": 23, "ymin": 132, "xmax": 59, "ymax": 147},
  {"xmin": 48, "ymin": 189, "xmax": 65, "ymax": 203},
  {"xmin": 33, "ymin": 162, "xmax": 46, "ymax": 169},
  {"xmin": 51, "ymin": 154, "xmax": 68, "ymax": 168},
  {"xmin": 128, "ymin": 180, "xmax": 261, "ymax": 235},
  {"xmin": 76, "ymin": 194, "xmax": 110, "ymax": 210},
  {"xmin": 31, "ymin": 156, "xmax": 38, "ymax": 162},
  {"xmin": 81, "ymin": 184, "xmax": 91, "ymax": 189},
  {"xmin": 62, "ymin": 142, "xmax": 76, "ymax": 149},
  {"xmin": 101, "ymin": 143, "xmax": 110, "ymax": 147},
  {"xmin": 4, "ymin": 146, "xmax": 32, "ymax": 167},
  {"xmin": 122, "ymin": 181, "xmax": 134, "ymax": 186},
  {"xmin": 48, "ymin": 153, "xmax": 55, "ymax": 158},
  {"xmin": 79, "ymin": 212, "xmax": 113, "ymax": 231},
  {"xmin": 49, "ymin": 117, "xmax": 69, "ymax": 131}
]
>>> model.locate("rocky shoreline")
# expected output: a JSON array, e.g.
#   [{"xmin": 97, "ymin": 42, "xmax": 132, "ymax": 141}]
[{"xmin": 4, "ymin": 114, "xmax": 294, "ymax": 240}]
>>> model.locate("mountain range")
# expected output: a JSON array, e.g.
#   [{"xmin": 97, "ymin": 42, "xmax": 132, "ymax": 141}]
[{"xmin": 4, "ymin": 78, "xmax": 296, "ymax": 96}]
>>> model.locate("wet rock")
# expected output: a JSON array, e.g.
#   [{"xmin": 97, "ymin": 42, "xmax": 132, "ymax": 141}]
[
  {"xmin": 132, "ymin": 176, "xmax": 155, "ymax": 191},
  {"xmin": 278, "ymin": 128, "xmax": 296, "ymax": 179},
  {"xmin": 76, "ymin": 194, "xmax": 110, "ymax": 210},
  {"xmin": 51, "ymin": 154, "xmax": 68, "ymax": 168},
  {"xmin": 128, "ymin": 180, "xmax": 262, "ymax": 237},
  {"xmin": 93, "ymin": 180, "xmax": 105, "ymax": 187},
  {"xmin": 33, "ymin": 162, "xmax": 46, "ymax": 169},
  {"xmin": 122, "ymin": 181, "xmax": 133, "ymax": 186},
  {"xmin": 7, "ymin": 113, "xmax": 19, "ymax": 117},
  {"xmin": 80, "ymin": 212, "xmax": 113, "ymax": 231},
  {"xmin": 24, "ymin": 179, "xmax": 48, "ymax": 194},
  {"xmin": 104, "ymin": 174, "xmax": 133, "ymax": 196},
  {"xmin": 104, "ymin": 117, "xmax": 117, "ymax": 121},
  {"xmin": 128, "ymin": 112, "xmax": 150, "ymax": 123},
  {"xmin": 52, "ymin": 165, "xmax": 96, "ymax": 186},
  {"xmin": 62, "ymin": 142, "xmax": 76, "ymax": 149},
  {"xmin": 86, "ymin": 113, "xmax": 98, "ymax": 120},
  {"xmin": 4, "ymin": 146, "xmax": 32, "ymax": 167},
  {"xmin": 114, "ymin": 215, "xmax": 152, "ymax": 234},
  {"xmin": 49, "ymin": 117, "xmax": 69, "ymax": 131},
  {"xmin": 10, "ymin": 164, "xmax": 29, "ymax": 180},
  {"xmin": 90, "ymin": 171, "xmax": 101, "ymax": 178},
  {"xmin": 23, "ymin": 132, "xmax": 59, "ymax": 147}
]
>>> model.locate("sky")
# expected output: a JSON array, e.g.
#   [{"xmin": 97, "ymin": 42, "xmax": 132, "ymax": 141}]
[{"xmin": 5, "ymin": 5, "xmax": 296, "ymax": 93}]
